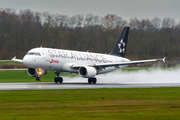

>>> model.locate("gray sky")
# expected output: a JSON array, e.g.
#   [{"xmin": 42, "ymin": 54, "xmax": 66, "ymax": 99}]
[{"xmin": 1, "ymin": 0, "xmax": 180, "ymax": 22}]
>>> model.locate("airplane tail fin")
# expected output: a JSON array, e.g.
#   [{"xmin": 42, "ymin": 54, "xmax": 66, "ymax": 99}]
[{"xmin": 109, "ymin": 27, "xmax": 129, "ymax": 57}]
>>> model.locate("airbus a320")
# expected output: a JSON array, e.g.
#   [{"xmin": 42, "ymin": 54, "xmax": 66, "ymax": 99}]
[{"xmin": 12, "ymin": 27, "xmax": 165, "ymax": 84}]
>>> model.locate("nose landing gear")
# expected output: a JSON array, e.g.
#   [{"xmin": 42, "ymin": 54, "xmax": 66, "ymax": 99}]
[{"xmin": 36, "ymin": 77, "xmax": 41, "ymax": 81}]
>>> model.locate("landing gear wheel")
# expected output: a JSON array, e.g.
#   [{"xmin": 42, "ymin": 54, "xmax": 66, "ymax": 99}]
[
  {"xmin": 54, "ymin": 77, "xmax": 58, "ymax": 83},
  {"xmin": 36, "ymin": 77, "xmax": 41, "ymax": 81},
  {"xmin": 54, "ymin": 77, "xmax": 63, "ymax": 83},
  {"xmin": 88, "ymin": 78, "xmax": 92, "ymax": 84},
  {"xmin": 58, "ymin": 77, "xmax": 63, "ymax": 83},
  {"xmin": 88, "ymin": 78, "xmax": 97, "ymax": 84},
  {"xmin": 54, "ymin": 72, "xmax": 63, "ymax": 84},
  {"xmin": 92, "ymin": 78, "xmax": 97, "ymax": 84}
]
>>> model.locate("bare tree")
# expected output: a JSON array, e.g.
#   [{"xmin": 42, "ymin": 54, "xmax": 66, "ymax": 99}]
[
  {"xmin": 55, "ymin": 14, "xmax": 69, "ymax": 28},
  {"xmin": 151, "ymin": 17, "xmax": 162, "ymax": 30},
  {"xmin": 162, "ymin": 18, "xmax": 176, "ymax": 28}
]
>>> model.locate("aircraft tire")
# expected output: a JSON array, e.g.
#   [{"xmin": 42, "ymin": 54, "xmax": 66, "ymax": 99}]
[
  {"xmin": 88, "ymin": 78, "xmax": 92, "ymax": 84},
  {"xmin": 88, "ymin": 78, "xmax": 97, "ymax": 84},
  {"xmin": 36, "ymin": 77, "xmax": 41, "ymax": 81},
  {"xmin": 58, "ymin": 77, "xmax": 63, "ymax": 83},
  {"xmin": 54, "ymin": 77, "xmax": 58, "ymax": 83},
  {"xmin": 92, "ymin": 78, "xmax": 97, "ymax": 84}
]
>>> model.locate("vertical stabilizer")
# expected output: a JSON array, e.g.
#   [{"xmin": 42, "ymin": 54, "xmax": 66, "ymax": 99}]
[{"xmin": 109, "ymin": 27, "xmax": 129, "ymax": 57}]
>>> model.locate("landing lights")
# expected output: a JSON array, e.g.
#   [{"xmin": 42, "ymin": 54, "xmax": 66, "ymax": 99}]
[
  {"xmin": 38, "ymin": 71, "xmax": 42, "ymax": 76},
  {"xmin": 36, "ymin": 68, "xmax": 46, "ymax": 81},
  {"xmin": 37, "ymin": 68, "xmax": 45, "ymax": 76}
]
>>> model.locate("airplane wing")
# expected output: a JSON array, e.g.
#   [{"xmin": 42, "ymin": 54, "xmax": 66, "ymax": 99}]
[
  {"xmin": 72, "ymin": 57, "xmax": 166, "ymax": 69},
  {"xmin": 11, "ymin": 57, "xmax": 23, "ymax": 63}
]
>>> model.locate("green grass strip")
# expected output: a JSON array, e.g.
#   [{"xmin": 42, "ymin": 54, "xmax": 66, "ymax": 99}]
[
  {"xmin": 0, "ymin": 88, "xmax": 180, "ymax": 120},
  {"xmin": 0, "ymin": 70, "xmax": 78, "ymax": 83}
]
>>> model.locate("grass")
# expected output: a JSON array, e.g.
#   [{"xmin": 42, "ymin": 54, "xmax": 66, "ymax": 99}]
[
  {"xmin": 0, "ymin": 70, "xmax": 78, "ymax": 83},
  {"xmin": 0, "ymin": 88, "xmax": 180, "ymax": 119}
]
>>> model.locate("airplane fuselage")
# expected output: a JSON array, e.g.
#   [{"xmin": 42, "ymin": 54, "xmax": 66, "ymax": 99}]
[{"xmin": 23, "ymin": 48, "xmax": 130, "ymax": 75}]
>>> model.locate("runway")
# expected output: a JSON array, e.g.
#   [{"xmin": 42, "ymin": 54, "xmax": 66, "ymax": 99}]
[
  {"xmin": 1, "ymin": 68, "xmax": 180, "ymax": 90},
  {"xmin": 1, "ymin": 82, "xmax": 180, "ymax": 90}
]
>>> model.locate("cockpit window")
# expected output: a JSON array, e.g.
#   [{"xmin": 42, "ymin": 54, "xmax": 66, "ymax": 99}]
[{"xmin": 26, "ymin": 52, "xmax": 41, "ymax": 56}]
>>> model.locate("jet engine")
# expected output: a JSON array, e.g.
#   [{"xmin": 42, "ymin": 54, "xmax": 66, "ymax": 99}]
[
  {"xmin": 79, "ymin": 66, "xmax": 97, "ymax": 78},
  {"xmin": 27, "ymin": 68, "xmax": 46, "ymax": 77}
]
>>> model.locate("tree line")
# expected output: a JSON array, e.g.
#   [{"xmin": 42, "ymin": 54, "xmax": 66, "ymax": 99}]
[{"xmin": 0, "ymin": 8, "xmax": 180, "ymax": 61}]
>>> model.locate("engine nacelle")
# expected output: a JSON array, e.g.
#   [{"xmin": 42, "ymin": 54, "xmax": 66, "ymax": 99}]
[
  {"xmin": 27, "ymin": 68, "xmax": 46, "ymax": 78},
  {"xmin": 79, "ymin": 66, "xmax": 97, "ymax": 78}
]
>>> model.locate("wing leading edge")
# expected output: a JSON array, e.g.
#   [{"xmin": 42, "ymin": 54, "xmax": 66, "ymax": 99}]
[{"xmin": 72, "ymin": 57, "xmax": 166, "ymax": 69}]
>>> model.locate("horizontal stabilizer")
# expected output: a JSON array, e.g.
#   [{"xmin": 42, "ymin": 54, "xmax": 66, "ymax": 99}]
[{"xmin": 12, "ymin": 56, "xmax": 23, "ymax": 63}]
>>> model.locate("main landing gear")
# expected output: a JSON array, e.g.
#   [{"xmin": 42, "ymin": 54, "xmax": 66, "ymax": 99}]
[
  {"xmin": 54, "ymin": 77, "xmax": 63, "ymax": 83},
  {"xmin": 54, "ymin": 72, "xmax": 63, "ymax": 84},
  {"xmin": 88, "ymin": 78, "xmax": 97, "ymax": 84}
]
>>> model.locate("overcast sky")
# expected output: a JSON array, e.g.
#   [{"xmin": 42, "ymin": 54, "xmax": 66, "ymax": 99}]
[{"xmin": 1, "ymin": 0, "xmax": 180, "ymax": 22}]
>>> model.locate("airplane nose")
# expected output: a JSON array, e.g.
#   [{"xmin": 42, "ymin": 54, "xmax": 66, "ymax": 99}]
[{"xmin": 23, "ymin": 55, "xmax": 32, "ymax": 67}]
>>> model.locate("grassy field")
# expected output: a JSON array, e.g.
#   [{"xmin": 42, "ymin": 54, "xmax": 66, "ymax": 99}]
[{"xmin": 0, "ymin": 88, "xmax": 180, "ymax": 120}]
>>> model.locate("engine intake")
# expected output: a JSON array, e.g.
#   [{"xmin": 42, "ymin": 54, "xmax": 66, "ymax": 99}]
[
  {"xmin": 28, "ymin": 68, "xmax": 37, "ymax": 77},
  {"xmin": 79, "ymin": 66, "xmax": 97, "ymax": 78},
  {"xmin": 27, "ymin": 68, "xmax": 46, "ymax": 77}
]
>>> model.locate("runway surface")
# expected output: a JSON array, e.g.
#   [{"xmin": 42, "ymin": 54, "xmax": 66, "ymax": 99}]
[
  {"xmin": 1, "ymin": 68, "xmax": 180, "ymax": 90},
  {"xmin": 1, "ymin": 82, "xmax": 180, "ymax": 90}
]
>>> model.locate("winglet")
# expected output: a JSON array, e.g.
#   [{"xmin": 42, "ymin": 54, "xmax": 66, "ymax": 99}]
[{"xmin": 162, "ymin": 57, "xmax": 166, "ymax": 63}]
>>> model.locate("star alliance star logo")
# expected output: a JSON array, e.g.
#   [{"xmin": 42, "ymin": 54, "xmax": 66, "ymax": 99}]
[{"xmin": 118, "ymin": 39, "xmax": 126, "ymax": 53}]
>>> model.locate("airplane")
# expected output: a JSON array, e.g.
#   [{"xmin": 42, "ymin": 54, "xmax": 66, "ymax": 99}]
[{"xmin": 12, "ymin": 27, "xmax": 165, "ymax": 84}]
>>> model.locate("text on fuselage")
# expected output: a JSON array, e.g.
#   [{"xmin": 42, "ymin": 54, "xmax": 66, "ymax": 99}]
[{"xmin": 48, "ymin": 50, "xmax": 108, "ymax": 63}]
